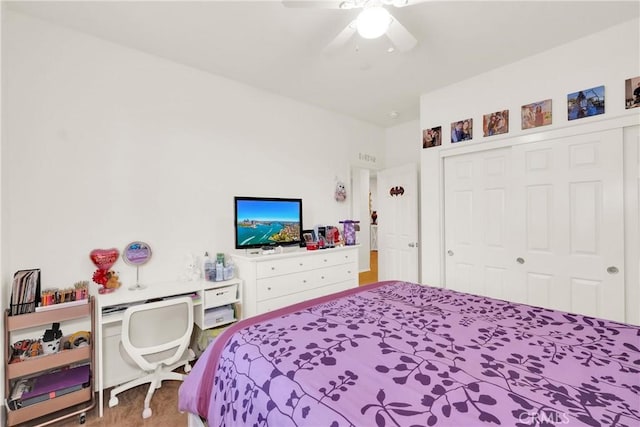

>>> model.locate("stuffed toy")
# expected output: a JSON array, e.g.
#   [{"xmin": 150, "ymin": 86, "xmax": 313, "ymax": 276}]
[
  {"xmin": 92, "ymin": 269, "xmax": 121, "ymax": 293},
  {"xmin": 335, "ymin": 181, "xmax": 347, "ymax": 202},
  {"xmin": 182, "ymin": 253, "xmax": 202, "ymax": 281},
  {"xmin": 105, "ymin": 271, "xmax": 121, "ymax": 289}
]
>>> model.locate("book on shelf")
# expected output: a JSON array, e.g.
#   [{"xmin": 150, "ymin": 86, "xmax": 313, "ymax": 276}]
[
  {"xmin": 7, "ymin": 364, "xmax": 90, "ymax": 410},
  {"xmin": 9, "ymin": 269, "xmax": 41, "ymax": 316}
]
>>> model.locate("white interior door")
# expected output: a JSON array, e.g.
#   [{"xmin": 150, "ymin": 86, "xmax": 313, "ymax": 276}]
[
  {"xmin": 377, "ymin": 163, "xmax": 419, "ymax": 282},
  {"xmin": 511, "ymin": 129, "xmax": 625, "ymax": 321},
  {"xmin": 444, "ymin": 129, "xmax": 625, "ymax": 322}
]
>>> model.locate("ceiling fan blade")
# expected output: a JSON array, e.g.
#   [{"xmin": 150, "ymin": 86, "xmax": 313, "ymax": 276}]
[
  {"xmin": 386, "ymin": 15, "xmax": 417, "ymax": 52},
  {"xmin": 323, "ymin": 21, "xmax": 357, "ymax": 53},
  {"xmin": 282, "ymin": 1, "xmax": 344, "ymax": 8}
]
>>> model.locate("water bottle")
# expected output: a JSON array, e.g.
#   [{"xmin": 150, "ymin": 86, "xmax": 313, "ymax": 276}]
[
  {"xmin": 215, "ymin": 253, "xmax": 224, "ymax": 282},
  {"xmin": 203, "ymin": 252, "xmax": 215, "ymax": 282}
]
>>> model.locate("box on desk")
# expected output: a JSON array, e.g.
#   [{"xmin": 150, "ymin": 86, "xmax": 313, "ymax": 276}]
[{"xmin": 204, "ymin": 304, "xmax": 235, "ymax": 326}]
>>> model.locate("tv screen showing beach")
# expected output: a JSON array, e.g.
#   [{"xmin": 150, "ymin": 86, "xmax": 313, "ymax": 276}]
[{"xmin": 235, "ymin": 198, "xmax": 302, "ymax": 249}]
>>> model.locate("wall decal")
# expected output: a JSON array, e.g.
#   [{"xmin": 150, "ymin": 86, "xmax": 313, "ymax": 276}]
[{"xmin": 389, "ymin": 186, "xmax": 405, "ymax": 196}]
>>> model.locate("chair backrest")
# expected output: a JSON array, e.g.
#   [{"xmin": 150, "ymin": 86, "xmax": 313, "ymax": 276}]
[{"xmin": 121, "ymin": 296, "xmax": 194, "ymax": 372}]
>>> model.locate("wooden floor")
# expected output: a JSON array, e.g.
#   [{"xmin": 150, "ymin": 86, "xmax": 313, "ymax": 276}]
[
  {"xmin": 44, "ymin": 382, "xmax": 186, "ymax": 427},
  {"xmin": 38, "ymin": 252, "xmax": 379, "ymax": 427},
  {"xmin": 359, "ymin": 250, "xmax": 378, "ymax": 285}
]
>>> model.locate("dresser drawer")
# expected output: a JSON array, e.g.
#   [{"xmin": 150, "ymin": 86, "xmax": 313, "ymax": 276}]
[
  {"xmin": 256, "ymin": 280, "xmax": 356, "ymax": 314},
  {"xmin": 256, "ymin": 263, "xmax": 356, "ymax": 301},
  {"xmin": 256, "ymin": 256, "xmax": 315, "ymax": 278},
  {"xmin": 313, "ymin": 250, "xmax": 357, "ymax": 268}
]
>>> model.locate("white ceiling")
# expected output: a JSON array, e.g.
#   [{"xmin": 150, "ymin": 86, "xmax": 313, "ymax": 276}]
[{"xmin": 6, "ymin": 0, "xmax": 640, "ymax": 127}]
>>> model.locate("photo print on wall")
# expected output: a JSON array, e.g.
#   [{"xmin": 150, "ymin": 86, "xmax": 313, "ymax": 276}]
[
  {"xmin": 422, "ymin": 126, "xmax": 442, "ymax": 148},
  {"xmin": 567, "ymin": 85, "xmax": 605, "ymax": 120},
  {"xmin": 625, "ymin": 76, "xmax": 640, "ymax": 109},
  {"xmin": 522, "ymin": 99, "xmax": 552, "ymax": 130},
  {"xmin": 483, "ymin": 110, "xmax": 509, "ymax": 137},
  {"xmin": 451, "ymin": 119, "xmax": 473, "ymax": 143}
]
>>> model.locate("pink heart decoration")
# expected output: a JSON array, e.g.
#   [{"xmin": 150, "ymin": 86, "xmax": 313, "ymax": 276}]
[{"xmin": 90, "ymin": 248, "xmax": 119, "ymax": 271}]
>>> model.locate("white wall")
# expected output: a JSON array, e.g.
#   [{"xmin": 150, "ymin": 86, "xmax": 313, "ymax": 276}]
[
  {"xmin": 0, "ymin": 2, "xmax": 5, "ymax": 420},
  {"xmin": 384, "ymin": 119, "xmax": 420, "ymax": 169},
  {"xmin": 1, "ymin": 11, "xmax": 384, "ymax": 297},
  {"xmin": 420, "ymin": 18, "xmax": 640, "ymax": 322}
]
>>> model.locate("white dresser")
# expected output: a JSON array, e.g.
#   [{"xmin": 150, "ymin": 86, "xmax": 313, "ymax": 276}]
[{"xmin": 231, "ymin": 246, "xmax": 359, "ymax": 318}]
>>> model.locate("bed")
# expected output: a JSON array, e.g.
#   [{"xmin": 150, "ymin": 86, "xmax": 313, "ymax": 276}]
[{"xmin": 178, "ymin": 280, "xmax": 640, "ymax": 426}]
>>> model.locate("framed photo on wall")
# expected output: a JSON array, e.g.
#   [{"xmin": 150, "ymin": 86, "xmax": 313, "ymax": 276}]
[
  {"xmin": 422, "ymin": 126, "xmax": 442, "ymax": 148},
  {"xmin": 482, "ymin": 110, "xmax": 509, "ymax": 137},
  {"xmin": 521, "ymin": 99, "xmax": 552, "ymax": 130},
  {"xmin": 450, "ymin": 118, "xmax": 473, "ymax": 143},
  {"xmin": 625, "ymin": 76, "xmax": 640, "ymax": 109},
  {"xmin": 567, "ymin": 85, "xmax": 605, "ymax": 120}
]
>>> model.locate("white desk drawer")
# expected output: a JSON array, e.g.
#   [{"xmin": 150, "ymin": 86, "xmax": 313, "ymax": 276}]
[
  {"xmin": 204, "ymin": 284, "xmax": 238, "ymax": 308},
  {"xmin": 256, "ymin": 263, "xmax": 356, "ymax": 301}
]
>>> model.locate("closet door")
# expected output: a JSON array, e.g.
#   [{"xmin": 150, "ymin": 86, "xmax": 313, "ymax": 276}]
[
  {"xmin": 444, "ymin": 147, "xmax": 517, "ymax": 301},
  {"xmin": 511, "ymin": 129, "xmax": 624, "ymax": 321},
  {"xmin": 444, "ymin": 129, "xmax": 625, "ymax": 321}
]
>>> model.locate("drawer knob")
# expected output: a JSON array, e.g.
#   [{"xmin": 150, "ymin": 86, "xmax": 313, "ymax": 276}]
[
  {"xmin": 271, "ymin": 267, "xmax": 275, "ymax": 270},
  {"xmin": 321, "ymin": 276, "xmax": 325, "ymax": 279},
  {"xmin": 324, "ymin": 259, "xmax": 328, "ymax": 262},
  {"xmin": 267, "ymin": 287, "xmax": 272, "ymax": 291},
  {"xmin": 303, "ymin": 279, "xmax": 307, "ymax": 283}
]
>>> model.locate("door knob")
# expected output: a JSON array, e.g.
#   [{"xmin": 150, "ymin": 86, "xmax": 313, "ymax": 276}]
[
  {"xmin": 447, "ymin": 250, "xmax": 454, "ymax": 256},
  {"xmin": 607, "ymin": 266, "xmax": 619, "ymax": 274}
]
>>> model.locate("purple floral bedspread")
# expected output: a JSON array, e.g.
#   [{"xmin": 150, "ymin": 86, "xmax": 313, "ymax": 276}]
[{"xmin": 179, "ymin": 281, "xmax": 640, "ymax": 426}]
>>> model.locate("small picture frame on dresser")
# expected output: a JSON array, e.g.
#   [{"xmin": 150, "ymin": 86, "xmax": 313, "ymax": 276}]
[{"xmin": 301, "ymin": 230, "xmax": 316, "ymax": 247}]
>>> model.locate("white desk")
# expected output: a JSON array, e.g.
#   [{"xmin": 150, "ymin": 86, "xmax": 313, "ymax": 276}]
[{"xmin": 92, "ymin": 278, "xmax": 241, "ymax": 417}]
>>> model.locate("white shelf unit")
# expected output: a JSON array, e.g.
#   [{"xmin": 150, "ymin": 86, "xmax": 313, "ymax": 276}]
[
  {"xmin": 232, "ymin": 246, "xmax": 359, "ymax": 318},
  {"xmin": 195, "ymin": 280, "xmax": 242, "ymax": 330}
]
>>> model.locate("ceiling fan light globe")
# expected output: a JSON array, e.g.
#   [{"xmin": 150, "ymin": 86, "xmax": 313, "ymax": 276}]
[{"xmin": 356, "ymin": 7, "xmax": 391, "ymax": 39}]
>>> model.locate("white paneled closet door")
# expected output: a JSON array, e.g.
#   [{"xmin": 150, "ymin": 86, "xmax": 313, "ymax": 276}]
[
  {"xmin": 444, "ymin": 147, "xmax": 516, "ymax": 301},
  {"xmin": 511, "ymin": 129, "xmax": 624, "ymax": 321},
  {"xmin": 444, "ymin": 129, "xmax": 625, "ymax": 322}
]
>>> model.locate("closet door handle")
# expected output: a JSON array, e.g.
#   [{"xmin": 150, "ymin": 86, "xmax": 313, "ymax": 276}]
[{"xmin": 607, "ymin": 266, "xmax": 619, "ymax": 274}]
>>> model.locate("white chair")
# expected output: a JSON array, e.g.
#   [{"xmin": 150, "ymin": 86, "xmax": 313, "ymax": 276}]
[{"xmin": 108, "ymin": 296, "xmax": 195, "ymax": 419}]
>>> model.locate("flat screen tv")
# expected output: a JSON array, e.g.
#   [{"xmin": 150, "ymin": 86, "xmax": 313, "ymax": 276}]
[{"xmin": 234, "ymin": 196, "xmax": 303, "ymax": 250}]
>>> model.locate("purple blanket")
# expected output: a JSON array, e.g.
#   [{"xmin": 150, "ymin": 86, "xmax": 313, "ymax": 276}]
[{"xmin": 179, "ymin": 281, "xmax": 640, "ymax": 426}]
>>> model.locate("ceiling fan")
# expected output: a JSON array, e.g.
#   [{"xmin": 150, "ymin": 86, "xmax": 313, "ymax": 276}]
[{"xmin": 283, "ymin": 0, "xmax": 420, "ymax": 53}]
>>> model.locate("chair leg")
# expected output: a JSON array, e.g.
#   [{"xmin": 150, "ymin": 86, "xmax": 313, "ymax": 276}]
[
  {"xmin": 109, "ymin": 373, "xmax": 154, "ymax": 407},
  {"xmin": 142, "ymin": 379, "xmax": 156, "ymax": 419}
]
